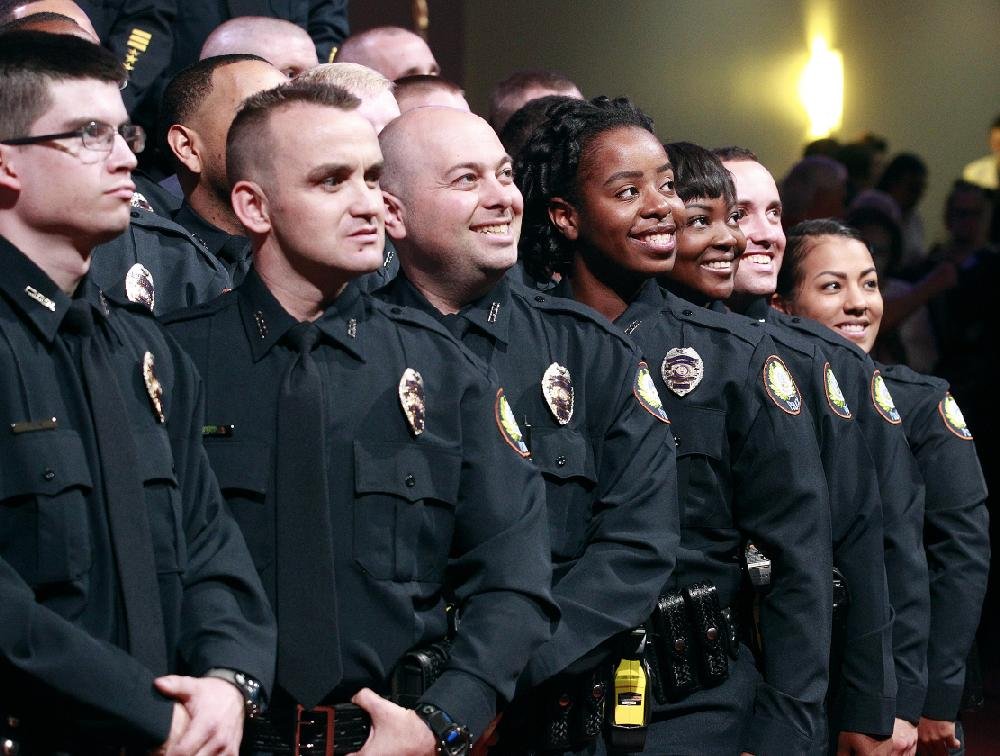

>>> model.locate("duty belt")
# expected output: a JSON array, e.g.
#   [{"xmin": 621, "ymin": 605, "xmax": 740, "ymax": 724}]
[{"xmin": 247, "ymin": 704, "xmax": 370, "ymax": 756}]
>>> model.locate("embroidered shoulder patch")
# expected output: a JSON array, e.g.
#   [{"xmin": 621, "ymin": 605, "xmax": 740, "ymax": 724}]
[
  {"xmin": 763, "ymin": 355, "xmax": 802, "ymax": 415},
  {"xmin": 495, "ymin": 388, "xmax": 530, "ymax": 457},
  {"xmin": 871, "ymin": 371, "xmax": 901, "ymax": 424},
  {"xmin": 823, "ymin": 362, "xmax": 851, "ymax": 419},
  {"xmin": 938, "ymin": 393, "xmax": 972, "ymax": 440},
  {"xmin": 633, "ymin": 361, "xmax": 670, "ymax": 424}
]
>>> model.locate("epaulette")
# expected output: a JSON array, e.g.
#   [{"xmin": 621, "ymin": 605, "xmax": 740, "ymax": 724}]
[
  {"xmin": 158, "ymin": 288, "xmax": 237, "ymax": 325},
  {"xmin": 665, "ymin": 296, "xmax": 766, "ymax": 348},
  {"xmin": 370, "ymin": 297, "xmax": 490, "ymax": 377},
  {"xmin": 510, "ymin": 282, "xmax": 636, "ymax": 352},
  {"xmin": 125, "ymin": 208, "xmax": 225, "ymax": 268},
  {"xmin": 773, "ymin": 310, "xmax": 869, "ymax": 364},
  {"xmin": 762, "ymin": 317, "xmax": 821, "ymax": 360},
  {"xmin": 880, "ymin": 362, "xmax": 949, "ymax": 393}
]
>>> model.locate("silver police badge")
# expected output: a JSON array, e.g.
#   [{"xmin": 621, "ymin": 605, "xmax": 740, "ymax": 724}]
[
  {"xmin": 541, "ymin": 362, "xmax": 573, "ymax": 425},
  {"xmin": 142, "ymin": 351, "xmax": 165, "ymax": 423},
  {"xmin": 398, "ymin": 368, "xmax": 425, "ymax": 436},
  {"xmin": 125, "ymin": 263, "xmax": 155, "ymax": 312},
  {"xmin": 661, "ymin": 347, "xmax": 704, "ymax": 397}
]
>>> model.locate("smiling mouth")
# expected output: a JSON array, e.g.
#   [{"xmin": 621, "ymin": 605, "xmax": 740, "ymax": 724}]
[
  {"xmin": 474, "ymin": 223, "xmax": 511, "ymax": 235},
  {"xmin": 836, "ymin": 322, "xmax": 869, "ymax": 338},
  {"xmin": 702, "ymin": 259, "xmax": 733, "ymax": 271},
  {"xmin": 744, "ymin": 253, "xmax": 772, "ymax": 266}
]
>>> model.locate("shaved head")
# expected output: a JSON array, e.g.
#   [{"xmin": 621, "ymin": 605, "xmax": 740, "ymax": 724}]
[
  {"xmin": 4, "ymin": 0, "xmax": 97, "ymax": 41},
  {"xmin": 200, "ymin": 16, "xmax": 318, "ymax": 77},
  {"xmin": 337, "ymin": 26, "xmax": 439, "ymax": 81}
]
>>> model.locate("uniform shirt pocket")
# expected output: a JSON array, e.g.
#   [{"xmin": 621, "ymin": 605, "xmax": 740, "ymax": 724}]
[
  {"xmin": 204, "ymin": 439, "xmax": 272, "ymax": 572},
  {"xmin": 353, "ymin": 440, "xmax": 461, "ymax": 582},
  {"xmin": 134, "ymin": 429, "xmax": 185, "ymax": 575},
  {"xmin": 529, "ymin": 427, "xmax": 597, "ymax": 560},
  {"xmin": 0, "ymin": 429, "xmax": 93, "ymax": 585},
  {"xmin": 668, "ymin": 404, "xmax": 729, "ymax": 527}
]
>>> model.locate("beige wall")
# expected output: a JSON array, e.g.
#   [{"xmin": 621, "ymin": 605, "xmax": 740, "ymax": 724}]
[{"xmin": 461, "ymin": 0, "xmax": 1000, "ymax": 244}]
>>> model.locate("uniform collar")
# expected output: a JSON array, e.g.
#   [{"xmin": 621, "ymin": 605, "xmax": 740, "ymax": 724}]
[
  {"xmin": 173, "ymin": 201, "xmax": 246, "ymax": 263},
  {"xmin": 237, "ymin": 268, "xmax": 367, "ymax": 363},
  {"xmin": 741, "ymin": 295, "xmax": 771, "ymax": 321},
  {"xmin": 0, "ymin": 234, "xmax": 111, "ymax": 343},
  {"xmin": 388, "ymin": 272, "xmax": 512, "ymax": 346}
]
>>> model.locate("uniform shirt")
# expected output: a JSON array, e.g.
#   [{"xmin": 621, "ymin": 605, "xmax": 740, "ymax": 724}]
[
  {"xmin": 741, "ymin": 297, "xmax": 895, "ymax": 736},
  {"xmin": 762, "ymin": 303, "xmax": 930, "ymax": 723},
  {"xmin": 606, "ymin": 279, "xmax": 833, "ymax": 753},
  {"xmin": 377, "ymin": 273, "xmax": 680, "ymax": 687},
  {"xmin": 91, "ymin": 206, "xmax": 230, "ymax": 316},
  {"xmin": 163, "ymin": 270, "xmax": 557, "ymax": 738},
  {"xmin": 881, "ymin": 364, "xmax": 990, "ymax": 721},
  {"xmin": 172, "ymin": 202, "xmax": 252, "ymax": 288},
  {"xmin": 0, "ymin": 235, "xmax": 275, "ymax": 747}
]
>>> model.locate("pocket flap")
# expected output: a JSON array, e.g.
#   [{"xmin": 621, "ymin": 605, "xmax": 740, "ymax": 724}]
[
  {"xmin": 354, "ymin": 440, "xmax": 461, "ymax": 504},
  {"xmin": 133, "ymin": 429, "xmax": 178, "ymax": 484},
  {"xmin": 0, "ymin": 429, "xmax": 92, "ymax": 499},
  {"xmin": 205, "ymin": 439, "xmax": 272, "ymax": 495},
  {"xmin": 529, "ymin": 427, "xmax": 597, "ymax": 482},
  {"xmin": 669, "ymin": 404, "xmax": 725, "ymax": 460}
]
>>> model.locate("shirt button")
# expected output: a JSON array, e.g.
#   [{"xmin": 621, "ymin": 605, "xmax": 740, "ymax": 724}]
[
  {"xmin": 792, "ymin": 317, "xmax": 801, "ymax": 323},
  {"xmin": 405, "ymin": 474, "xmax": 416, "ymax": 487},
  {"xmin": 391, "ymin": 307, "xmax": 402, "ymax": 314},
  {"xmin": 42, "ymin": 468, "xmax": 55, "ymax": 481},
  {"xmin": 674, "ymin": 639, "xmax": 686, "ymax": 653},
  {"xmin": 556, "ymin": 455, "xmax": 567, "ymax": 467},
  {"xmin": 706, "ymin": 626, "xmax": 719, "ymax": 642},
  {"xmin": 535, "ymin": 296, "xmax": 545, "ymax": 302},
  {"xmin": 682, "ymin": 309, "xmax": 693, "ymax": 316}
]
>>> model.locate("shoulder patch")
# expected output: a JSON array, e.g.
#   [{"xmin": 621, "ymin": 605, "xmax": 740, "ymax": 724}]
[
  {"xmin": 871, "ymin": 370, "xmax": 901, "ymax": 424},
  {"xmin": 763, "ymin": 355, "xmax": 802, "ymax": 415},
  {"xmin": 938, "ymin": 393, "xmax": 973, "ymax": 440},
  {"xmin": 661, "ymin": 347, "xmax": 703, "ymax": 397},
  {"xmin": 823, "ymin": 362, "xmax": 851, "ymax": 419},
  {"xmin": 495, "ymin": 388, "xmax": 530, "ymax": 457},
  {"xmin": 633, "ymin": 361, "xmax": 670, "ymax": 423}
]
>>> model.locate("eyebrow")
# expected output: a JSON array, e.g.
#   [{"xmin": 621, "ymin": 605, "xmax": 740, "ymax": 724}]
[
  {"xmin": 603, "ymin": 162, "xmax": 673, "ymax": 187},
  {"xmin": 685, "ymin": 202, "xmax": 715, "ymax": 211},
  {"xmin": 447, "ymin": 155, "xmax": 512, "ymax": 174},
  {"xmin": 814, "ymin": 266, "xmax": 877, "ymax": 279}
]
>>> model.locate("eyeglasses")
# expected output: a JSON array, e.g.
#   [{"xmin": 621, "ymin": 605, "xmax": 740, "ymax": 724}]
[{"xmin": 1, "ymin": 121, "xmax": 145, "ymax": 155}]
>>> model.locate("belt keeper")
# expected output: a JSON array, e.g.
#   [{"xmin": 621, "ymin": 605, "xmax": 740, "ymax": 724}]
[{"xmin": 295, "ymin": 704, "xmax": 336, "ymax": 756}]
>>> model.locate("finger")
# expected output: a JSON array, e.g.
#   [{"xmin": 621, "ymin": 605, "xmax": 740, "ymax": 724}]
[
  {"xmin": 351, "ymin": 688, "xmax": 388, "ymax": 719},
  {"xmin": 155, "ymin": 675, "xmax": 195, "ymax": 700}
]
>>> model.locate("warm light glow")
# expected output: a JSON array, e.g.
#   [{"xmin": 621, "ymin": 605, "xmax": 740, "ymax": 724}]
[{"xmin": 799, "ymin": 36, "xmax": 843, "ymax": 139}]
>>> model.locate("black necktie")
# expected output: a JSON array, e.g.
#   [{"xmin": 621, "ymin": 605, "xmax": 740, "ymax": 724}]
[
  {"xmin": 275, "ymin": 322, "xmax": 342, "ymax": 708},
  {"xmin": 63, "ymin": 300, "xmax": 168, "ymax": 674}
]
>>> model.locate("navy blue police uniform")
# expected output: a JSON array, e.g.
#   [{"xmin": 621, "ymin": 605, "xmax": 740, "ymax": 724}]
[
  {"xmin": 0, "ymin": 235, "xmax": 276, "ymax": 749},
  {"xmin": 171, "ymin": 201, "xmax": 253, "ymax": 289},
  {"xmin": 377, "ymin": 272, "xmax": 680, "ymax": 753},
  {"xmin": 163, "ymin": 269, "xmax": 558, "ymax": 746}
]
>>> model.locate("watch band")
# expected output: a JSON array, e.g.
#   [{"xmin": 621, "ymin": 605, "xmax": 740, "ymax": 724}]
[
  {"xmin": 204, "ymin": 668, "xmax": 266, "ymax": 720},
  {"xmin": 414, "ymin": 703, "xmax": 470, "ymax": 756}
]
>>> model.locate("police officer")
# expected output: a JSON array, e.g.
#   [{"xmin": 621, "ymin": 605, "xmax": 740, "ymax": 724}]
[
  {"xmin": 716, "ymin": 147, "xmax": 898, "ymax": 751},
  {"xmin": 164, "ymin": 80, "xmax": 558, "ymax": 755},
  {"xmin": 517, "ymin": 96, "xmax": 833, "ymax": 754},
  {"xmin": 773, "ymin": 219, "xmax": 989, "ymax": 756},
  {"xmin": 161, "ymin": 53, "xmax": 287, "ymax": 286},
  {"xmin": 375, "ymin": 106, "xmax": 680, "ymax": 754},
  {"xmin": 0, "ymin": 31, "xmax": 275, "ymax": 751}
]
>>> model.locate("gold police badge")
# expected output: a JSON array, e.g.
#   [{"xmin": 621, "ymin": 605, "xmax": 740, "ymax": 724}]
[
  {"xmin": 495, "ymin": 388, "xmax": 530, "ymax": 457},
  {"xmin": 939, "ymin": 393, "xmax": 973, "ymax": 440},
  {"xmin": 541, "ymin": 362, "xmax": 574, "ymax": 425},
  {"xmin": 661, "ymin": 347, "xmax": 703, "ymax": 397},
  {"xmin": 824, "ymin": 363, "xmax": 851, "ymax": 419},
  {"xmin": 142, "ymin": 351, "xmax": 165, "ymax": 423},
  {"xmin": 398, "ymin": 368, "xmax": 425, "ymax": 436},
  {"xmin": 633, "ymin": 362, "xmax": 670, "ymax": 424},
  {"xmin": 871, "ymin": 371, "xmax": 901, "ymax": 424},
  {"xmin": 763, "ymin": 355, "xmax": 802, "ymax": 415},
  {"xmin": 125, "ymin": 263, "xmax": 155, "ymax": 312}
]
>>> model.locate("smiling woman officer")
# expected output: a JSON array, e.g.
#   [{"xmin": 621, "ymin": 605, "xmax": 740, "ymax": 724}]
[
  {"xmin": 773, "ymin": 219, "xmax": 991, "ymax": 756},
  {"xmin": 517, "ymin": 96, "xmax": 833, "ymax": 756}
]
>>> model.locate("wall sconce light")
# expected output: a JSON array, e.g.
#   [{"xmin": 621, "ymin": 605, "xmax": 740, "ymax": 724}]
[{"xmin": 799, "ymin": 36, "xmax": 843, "ymax": 139}]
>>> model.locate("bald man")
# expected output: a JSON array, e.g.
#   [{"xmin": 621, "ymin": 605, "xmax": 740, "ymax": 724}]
[
  {"xmin": 376, "ymin": 107, "xmax": 679, "ymax": 755},
  {"xmin": 0, "ymin": 0, "xmax": 97, "ymax": 39},
  {"xmin": 201, "ymin": 16, "xmax": 318, "ymax": 77},
  {"xmin": 336, "ymin": 25, "xmax": 439, "ymax": 80},
  {"xmin": 162, "ymin": 54, "xmax": 286, "ymax": 285},
  {"xmin": 393, "ymin": 75, "xmax": 470, "ymax": 113}
]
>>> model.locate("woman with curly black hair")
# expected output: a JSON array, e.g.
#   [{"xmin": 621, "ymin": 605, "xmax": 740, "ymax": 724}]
[{"xmin": 516, "ymin": 97, "xmax": 834, "ymax": 755}]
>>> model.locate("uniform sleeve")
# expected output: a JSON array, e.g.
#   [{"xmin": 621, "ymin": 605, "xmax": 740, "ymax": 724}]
[
  {"xmin": 307, "ymin": 0, "xmax": 350, "ymax": 63},
  {"xmin": 419, "ymin": 377, "xmax": 558, "ymax": 739},
  {"xmin": 524, "ymin": 358, "xmax": 679, "ymax": 686},
  {"xmin": 820, "ymin": 404, "xmax": 896, "ymax": 737},
  {"xmin": 735, "ymin": 339, "xmax": 833, "ymax": 754},
  {"xmin": 0, "ymin": 559, "xmax": 174, "ymax": 745},
  {"xmin": 910, "ymin": 392, "xmax": 990, "ymax": 720},
  {"xmin": 100, "ymin": 0, "xmax": 176, "ymax": 113},
  {"xmin": 856, "ymin": 389, "xmax": 929, "ymax": 723},
  {"xmin": 163, "ymin": 337, "xmax": 277, "ymax": 694}
]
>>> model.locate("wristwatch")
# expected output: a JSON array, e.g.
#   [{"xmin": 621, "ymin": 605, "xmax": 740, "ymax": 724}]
[
  {"xmin": 204, "ymin": 668, "xmax": 266, "ymax": 720},
  {"xmin": 414, "ymin": 703, "xmax": 470, "ymax": 756}
]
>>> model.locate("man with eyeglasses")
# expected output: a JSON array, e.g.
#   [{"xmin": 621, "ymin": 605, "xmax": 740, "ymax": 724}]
[{"xmin": 0, "ymin": 31, "xmax": 276, "ymax": 754}]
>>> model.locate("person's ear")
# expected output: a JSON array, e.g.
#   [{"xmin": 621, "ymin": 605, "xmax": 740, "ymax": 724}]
[
  {"xmin": 0, "ymin": 146, "xmax": 20, "ymax": 193},
  {"xmin": 231, "ymin": 180, "xmax": 270, "ymax": 235},
  {"xmin": 548, "ymin": 197, "xmax": 579, "ymax": 241},
  {"xmin": 166, "ymin": 124, "xmax": 203, "ymax": 174},
  {"xmin": 382, "ymin": 190, "xmax": 407, "ymax": 241},
  {"xmin": 770, "ymin": 291, "xmax": 791, "ymax": 314}
]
